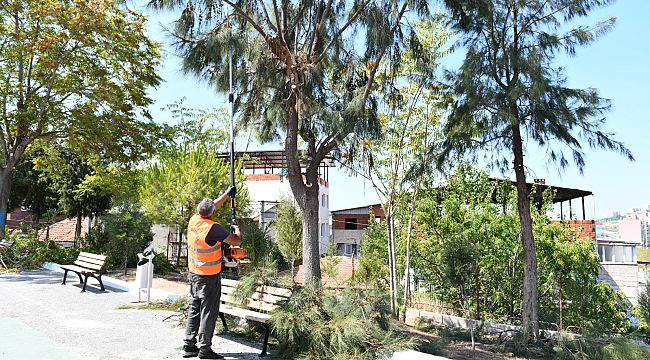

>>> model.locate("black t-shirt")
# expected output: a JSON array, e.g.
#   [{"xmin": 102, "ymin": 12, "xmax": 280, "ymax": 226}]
[{"xmin": 205, "ymin": 223, "xmax": 231, "ymax": 246}]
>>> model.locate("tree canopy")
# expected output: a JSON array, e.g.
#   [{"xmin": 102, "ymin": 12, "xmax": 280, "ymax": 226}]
[{"xmin": 0, "ymin": 0, "xmax": 164, "ymax": 237}]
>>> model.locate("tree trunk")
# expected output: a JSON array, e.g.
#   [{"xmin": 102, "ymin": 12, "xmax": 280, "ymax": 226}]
[
  {"xmin": 403, "ymin": 189, "xmax": 418, "ymax": 314},
  {"xmin": 385, "ymin": 210, "xmax": 397, "ymax": 314},
  {"xmin": 75, "ymin": 212, "xmax": 82, "ymax": 247},
  {"xmin": 0, "ymin": 168, "xmax": 11, "ymax": 239},
  {"xmin": 512, "ymin": 124, "xmax": 539, "ymax": 341},
  {"xmin": 558, "ymin": 273, "xmax": 563, "ymax": 332},
  {"xmin": 284, "ymin": 91, "xmax": 321, "ymax": 284},
  {"xmin": 300, "ymin": 181, "xmax": 322, "ymax": 283}
]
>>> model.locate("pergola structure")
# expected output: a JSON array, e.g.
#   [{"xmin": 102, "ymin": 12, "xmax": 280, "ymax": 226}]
[
  {"xmin": 490, "ymin": 178, "xmax": 593, "ymax": 220},
  {"xmin": 216, "ymin": 150, "xmax": 336, "ymax": 181}
]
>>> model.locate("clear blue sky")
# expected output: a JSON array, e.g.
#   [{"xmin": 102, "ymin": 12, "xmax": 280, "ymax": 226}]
[{"xmin": 136, "ymin": 1, "xmax": 649, "ymax": 220}]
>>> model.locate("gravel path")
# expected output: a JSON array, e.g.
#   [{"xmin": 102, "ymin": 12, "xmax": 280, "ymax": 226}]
[{"xmin": 0, "ymin": 270, "xmax": 264, "ymax": 360}]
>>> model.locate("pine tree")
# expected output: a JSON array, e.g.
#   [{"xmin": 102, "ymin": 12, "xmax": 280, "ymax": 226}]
[
  {"xmin": 148, "ymin": 0, "xmax": 434, "ymax": 283},
  {"xmin": 437, "ymin": 0, "xmax": 633, "ymax": 340}
]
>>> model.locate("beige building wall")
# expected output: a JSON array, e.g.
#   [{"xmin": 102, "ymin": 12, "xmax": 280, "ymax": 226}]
[{"xmin": 598, "ymin": 264, "xmax": 639, "ymax": 305}]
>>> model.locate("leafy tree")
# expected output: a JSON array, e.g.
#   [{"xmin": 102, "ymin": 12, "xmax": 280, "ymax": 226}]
[
  {"xmin": 275, "ymin": 197, "xmax": 302, "ymax": 281},
  {"xmin": 271, "ymin": 283, "xmax": 415, "ymax": 359},
  {"xmin": 84, "ymin": 204, "xmax": 154, "ymax": 271},
  {"xmin": 9, "ymin": 149, "xmax": 59, "ymax": 221},
  {"xmin": 240, "ymin": 220, "xmax": 275, "ymax": 269},
  {"xmin": 0, "ymin": 0, "xmax": 162, "ymax": 238},
  {"xmin": 637, "ymin": 278, "xmax": 650, "ymax": 335},
  {"xmin": 437, "ymin": 0, "xmax": 633, "ymax": 340},
  {"xmin": 348, "ymin": 17, "xmax": 450, "ymax": 314},
  {"xmin": 42, "ymin": 147, "xmax": 114, "ymax": 245},
  {"xmin": 148, "ymin": 0, "xmax": 435, "ymax": 284},
  {"xmin": 139, "ymin": 146, "xmax": 249, "ymax": 232}
]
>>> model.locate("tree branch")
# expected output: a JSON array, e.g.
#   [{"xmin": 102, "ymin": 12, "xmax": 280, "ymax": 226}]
[{"xmin": 312, "ymin": 0, "xmax": 370, "ymax": 65}]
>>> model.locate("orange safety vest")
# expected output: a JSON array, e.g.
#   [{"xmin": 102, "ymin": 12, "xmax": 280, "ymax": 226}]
[{"xmin": 187, "ymin": 215, "xmax": 223, "ymax": 275}]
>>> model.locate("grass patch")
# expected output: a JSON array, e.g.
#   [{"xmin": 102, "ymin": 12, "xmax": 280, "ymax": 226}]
[{"xmin": 116, "ymin": 296, "xmax": 187, "ymax": 312}]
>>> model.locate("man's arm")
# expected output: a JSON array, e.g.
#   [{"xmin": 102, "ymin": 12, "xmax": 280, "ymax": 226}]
[
  {"xmin": 205, "ymin": 223, "xmax": 241, "ymax": 247},
  {"xmin": 213, "ymin": 186, "xmax": 235, "ymax": 210}
]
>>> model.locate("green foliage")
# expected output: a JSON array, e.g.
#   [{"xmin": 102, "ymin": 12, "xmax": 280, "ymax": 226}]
[
  {"xmin": 637, "ymin": 248, "xmax": 650, "ymax": 262},
  {"xmin": 117, "ymin": 296, "xmax": 187, "ymax": 312},
  {"xmin": 148, "ymin": 250, "xmax": 180, "ymax": 276},
  {"xmin": 275, "ymin": 197, "xmax": 302, "ymax": 278},
  {"xmin": 139, "ymin": 145, "xmax": 249, "ymax": 228},
  {"xmin": 0, "ymin": 0, "xmax": 165, "ymax": 238},
  {"xmin": 9, "ymin": 150, "xmax": 60, "ymax": 220},
  {"xmin": 240, "ymin": 221, "xmax": 277, "ymax": 269},
  {"xmin": 1, "ymin": 233, "xmax": 79, "ymax": 270},
  {"xmin": 637, "ymin": 278, "xmax": 650, "ymax": 335},
  {"xmin": 439, "ymin": 0, "xmax": 632, "ymax": 173},
  {"xmin": 233, "ymin": 262, "xmax": 294, "ymax": 305},
  {"xmin": 356, "ymin": 219, "xmax": 389, "ymax": 288},
  {"xmin": 270, "ymin": 284, "xmax": 415, "ymax": 359},
  {"xmin": 549, "ymin": 335, "xmax": 650, "ymax": 360},
  {"xmin": 84, "ymin": 205, "xmax": 154, "ymax": 269},
  {"xmin": 360, "ymin": 165, "xmax": 630, "ymax": 332}
]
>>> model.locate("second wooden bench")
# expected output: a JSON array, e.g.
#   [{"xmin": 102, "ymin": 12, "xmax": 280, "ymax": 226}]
[{"xmin": 218, "ymin": 278, "xmax": 292, "ymax": 357}]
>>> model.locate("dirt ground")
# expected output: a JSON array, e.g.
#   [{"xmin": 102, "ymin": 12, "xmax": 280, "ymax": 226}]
[{"xmin": 106, "ymin": 268, "xmax": 190, "ymax": 296}]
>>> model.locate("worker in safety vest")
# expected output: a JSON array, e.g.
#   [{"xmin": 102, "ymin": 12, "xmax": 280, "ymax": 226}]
[{"xmin": 183, "ymin": 187, "xmax": 241, "ymax": 359}]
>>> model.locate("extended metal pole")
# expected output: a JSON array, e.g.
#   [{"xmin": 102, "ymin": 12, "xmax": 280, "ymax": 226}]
[{"xmin": 228, "ymin": 32, "xmax": 236, "ymax": 228}]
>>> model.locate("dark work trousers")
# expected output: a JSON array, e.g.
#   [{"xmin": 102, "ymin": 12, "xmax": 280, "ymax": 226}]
[{"xmin": 185, "ymin": 273, "xmax": 221, "ymax": 349}]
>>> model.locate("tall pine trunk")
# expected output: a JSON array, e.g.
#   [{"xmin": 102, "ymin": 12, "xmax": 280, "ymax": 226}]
[
  {"xmin": 0, "ymin": 168, "xmax": 11, "ymax": 239},
  {"xmin": 285, "ymin": 91, "xmax": 321, "ymax": 284},
  {"xmin": 512, "ymin": 124, "xmax": 539, "ymax": 341}
]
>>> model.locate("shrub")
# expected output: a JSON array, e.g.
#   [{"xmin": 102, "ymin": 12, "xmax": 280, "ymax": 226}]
[
  {"xmin": 270, "ymin": 284, "xmax": 415, "ymax": 359},
  {"xmin": 84, "ymin": 205, "xmax": 153, "ymax": 269},
  {"xmin": 1, "ymin": 233, "xmax": 79, "ymax": 270}
]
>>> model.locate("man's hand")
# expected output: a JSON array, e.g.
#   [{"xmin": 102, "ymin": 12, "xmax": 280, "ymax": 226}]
[
  {"xmin": 227, "ymin": 186, "xmax": 236, "ymax": 198},
  {"xmin": 231, "ymin": 225, "xmax": 241, "ymax": 237}
]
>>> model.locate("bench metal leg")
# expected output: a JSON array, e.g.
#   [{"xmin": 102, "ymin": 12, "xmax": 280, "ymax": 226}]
[
  {"xmin": 81, "ymin": 275, "xmax": 89, "ymax": 292},
  {"xmin": 61, "ymin": 269, "xmax": 69, "ymax": 285},
  {"xmin": 219, "ymin": 312, "xmax": 228, "ymax": 331},
  {"xmin": 96, "ymin": 274, "xmax": 105, "ymax": 291},
  {"xmin": 260, "ymin": 324, "xmax": 269, "ymax": 357}
]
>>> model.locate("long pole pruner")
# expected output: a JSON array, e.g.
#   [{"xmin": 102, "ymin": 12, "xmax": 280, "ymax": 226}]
[{"xmin": 228, "ymin": 22, "xmax": 236, "ymax": 230}]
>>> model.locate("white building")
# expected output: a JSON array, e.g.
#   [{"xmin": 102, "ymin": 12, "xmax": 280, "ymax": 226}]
[{"xmin": 226, "ymin": 150, "xmax": 333, "ymax": 255}]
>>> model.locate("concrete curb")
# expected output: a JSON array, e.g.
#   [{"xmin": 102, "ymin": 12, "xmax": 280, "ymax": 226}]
[{"xmin": 42, "ymin": 262, "xmax": 180, "ymax": 301}]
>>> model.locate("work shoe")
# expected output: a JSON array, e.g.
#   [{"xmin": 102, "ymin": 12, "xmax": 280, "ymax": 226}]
[
  {"xmin": 198, "ymin": 348, "xmax": 224, "ymax": 359},
  {"xmin": 182, "ymin": 344, "xmax": 199, "ymax": 358}
]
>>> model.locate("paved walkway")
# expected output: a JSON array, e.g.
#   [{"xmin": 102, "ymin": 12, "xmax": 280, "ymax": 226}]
[{"xmin": 0, "ymin": 270, "xmax": 263, "ymax": 360}]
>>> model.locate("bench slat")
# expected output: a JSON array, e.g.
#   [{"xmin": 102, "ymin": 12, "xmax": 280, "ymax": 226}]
[
  {"xmin": 79, "ymin": 252, "xmax": 107, "ymax": 261},
  {"xmin": 73, "ymin": 260, "xmax": 104, "ymax": 271},
  {"xmin": 221, "ymin": 278, "xmax": 292, "ymax": 298},
  {"xmin": 61, "ymin": 264, "xmax": 96, "ymax": 274},
  {"xmin": 220, "ymin": 305, "xmax": 271, "ymax": 323},
  {"xmin": 221, "ymin": 286, "xmax": 289, "ymax": 305},
  {"xmin": 221, "ymin": 294, "xmax": 279, "ymax": 312},
  {"xmin": 76, "ymin": 256, "xmax": 105, "ymax": 267}
]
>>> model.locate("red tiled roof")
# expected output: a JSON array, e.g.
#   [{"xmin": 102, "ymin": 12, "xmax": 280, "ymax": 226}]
[{"xmin": 38, "ymin": 218, "xmax": 88, "ymax": 243}]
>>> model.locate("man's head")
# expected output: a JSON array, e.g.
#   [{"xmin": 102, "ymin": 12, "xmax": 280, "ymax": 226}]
[{"xmin": 197, "ymin": 198, "xmax": 215, "ymax": 218}]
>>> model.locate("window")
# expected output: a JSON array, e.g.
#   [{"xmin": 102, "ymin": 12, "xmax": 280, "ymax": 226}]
[
  {"xmin": 598, "ymin": 244, "xmax": 636, "ymax": 263},
  {"xmin": 321, "ymin": 194, "xmax": 328, "ymax": 207},
  {"xmin": 320, "ymin": 223, "xmax": 327, "ymax": 237},
  {"xmin": 344, "ymin": 244, "xmax": 357, "ymax": 256},
  {"xmin": 344, "ymin": 218, "xmax": 358, "ymax": 230}
]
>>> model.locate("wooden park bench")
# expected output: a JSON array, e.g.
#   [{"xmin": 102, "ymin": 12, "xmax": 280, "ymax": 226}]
[
  {"xmin": 60, "ymin": 252, "xmax": 107, "ymax": 292},
  {"xmin": 218, "ymin": 278, "xmax": 292, "ymax": 357}
]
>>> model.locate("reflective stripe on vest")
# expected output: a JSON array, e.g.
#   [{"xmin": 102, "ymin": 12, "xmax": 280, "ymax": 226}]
[{"xmin": 187, "ymin": 214, "xmax": 223, "ymax": 275}]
